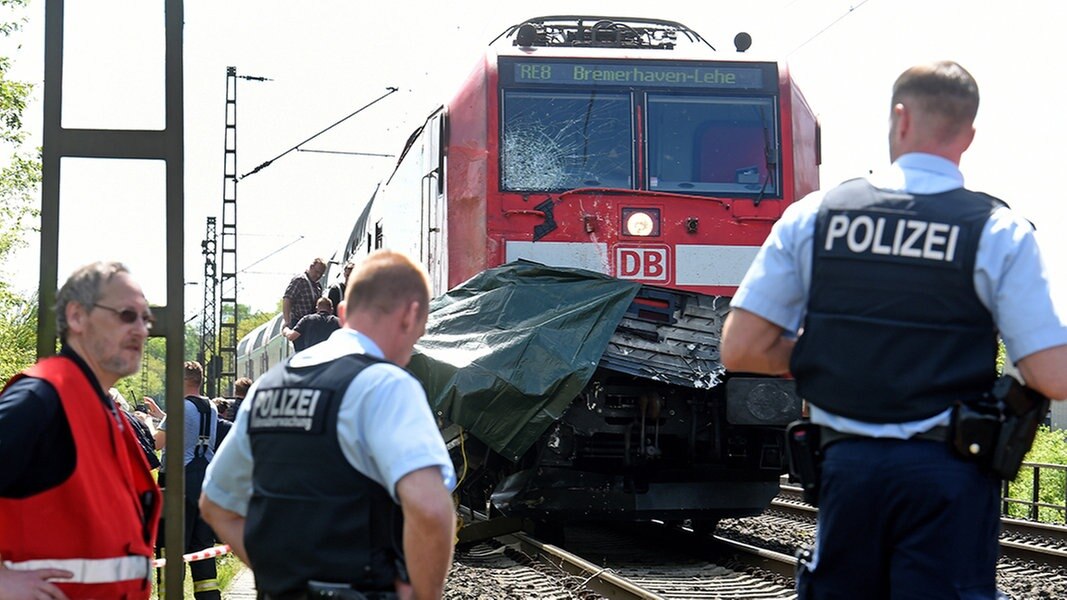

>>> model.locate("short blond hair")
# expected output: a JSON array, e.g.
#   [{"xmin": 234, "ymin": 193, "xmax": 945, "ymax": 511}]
[
  {"xmin": 344, "ymin": 250, "xmax": 430, "ymax": 317},
  {"xmin": 184, "ymin": 360, "xmax": 204, "ymax": 388}
]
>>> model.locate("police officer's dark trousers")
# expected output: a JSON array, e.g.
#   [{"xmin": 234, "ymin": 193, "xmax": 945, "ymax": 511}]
[{"xmin": 797, "ymin": 437, "xmax": 1000, "ymax": 599}]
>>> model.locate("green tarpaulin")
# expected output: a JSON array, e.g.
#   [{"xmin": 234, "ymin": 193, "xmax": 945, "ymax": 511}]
[{"xmin": 408, "ymin": 261, "xmax": 641, "ymax": 462}]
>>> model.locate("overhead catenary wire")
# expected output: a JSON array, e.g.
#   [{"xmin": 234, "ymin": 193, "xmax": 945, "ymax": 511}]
[
  {"xmin": 296, "ymin": 148, "xmax": 395, "ymax": 158},
  {"xmin": 787, "ymin": 0, "xmax": 874, "ymax": 57},
  {"xmin": 238, "ymin": 235, "xmax": 305, "ymax": 274},
  {"xmin": 238, "ymin": 87, "xmax": 399, "ymax": 180}
]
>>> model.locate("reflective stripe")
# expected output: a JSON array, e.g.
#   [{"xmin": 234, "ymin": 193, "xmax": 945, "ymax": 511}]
[
  {"xmin": 3, "ymin": 555, "xmax": 150, "ymax": 583},
  {"xmin": 193, "ymin": 578, "xmax": 220, "ymax": 592}
]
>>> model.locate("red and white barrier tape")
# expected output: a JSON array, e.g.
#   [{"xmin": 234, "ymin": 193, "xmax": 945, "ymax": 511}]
[{"xmin": 152, "ymin": 544, "xmax": 231, "ymax": 568}]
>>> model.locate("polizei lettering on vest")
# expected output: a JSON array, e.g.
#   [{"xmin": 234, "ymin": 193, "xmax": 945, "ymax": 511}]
[
  {"xmin": 824, "ymin": 213, "xmax": 959, "ymax": 262},
  {"xmin": 251, "ymin": 387, "xmax": 323, "ymax": 432}
]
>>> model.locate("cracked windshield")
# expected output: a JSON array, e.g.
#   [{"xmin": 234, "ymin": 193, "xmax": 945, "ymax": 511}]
[{"xmin": 502, "ymin": 91, "xmax": 632, "ymax": 191}]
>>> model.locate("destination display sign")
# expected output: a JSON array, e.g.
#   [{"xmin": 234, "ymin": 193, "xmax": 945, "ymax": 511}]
[{"xmin": 509, "ymin": 60, "xmax": 767, "ymax": 90}]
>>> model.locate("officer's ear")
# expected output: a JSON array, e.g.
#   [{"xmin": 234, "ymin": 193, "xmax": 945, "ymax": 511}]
[
  {"xmin": 337, "ymin": 300, "xmax": 346, "ymax": 323},
  {"xmin": 399, "ymin": 300, "xmax": 421, "ymax": 333}
]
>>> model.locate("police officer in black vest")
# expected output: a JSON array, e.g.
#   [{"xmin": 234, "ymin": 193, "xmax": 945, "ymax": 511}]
[
  {"xmin": 721, "ymin": 61, "xmax": 1067, "ymax": 597},
  {"xmin": 200, "ymin": 250, "xmax": 456, "ymax": 600}
]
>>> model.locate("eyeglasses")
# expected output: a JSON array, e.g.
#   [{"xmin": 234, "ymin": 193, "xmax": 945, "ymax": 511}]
[{"xmin": 93, "ymin": 304, "xmax": 155, "ymax": 329}]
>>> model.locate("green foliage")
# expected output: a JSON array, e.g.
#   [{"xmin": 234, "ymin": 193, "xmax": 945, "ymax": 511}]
[
  {"xmin": 0, "ymin": 0, "xmax": 41, "ymax": 382},
  {"xmin": 0, "ymin": 291, "xmax": 36, "ymax": 381},
  {"xmin": 114, "ymin": 337, "xmax": 167, "ymax": 407},
  {"xmin": 0, "ymin": 0, "xmax": 28, "ymax": 39},
  {"xmin": 1004, "ymin": 426, "xmax": 1067, "ymax": 523},
  {"xmin": 221, "ymin": 302, "xmax": 278, "ymax": 342}
]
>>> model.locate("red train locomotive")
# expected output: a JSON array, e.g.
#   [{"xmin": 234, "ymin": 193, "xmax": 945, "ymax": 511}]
[{"xmin": 250, "ymin": 15, "xmax": 822, "ymax": 529}]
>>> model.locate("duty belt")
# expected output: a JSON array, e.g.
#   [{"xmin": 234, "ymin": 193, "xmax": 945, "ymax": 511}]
[
  {"xmin": 261, "ymin": 591, "xmax": 398, "ymax": 600},
  {"xmin": 820, "ymin": 425, "xmax": 951, "ymax": 450},
  {"xmin": 3, "ymin": 555, "xmax": 150, "ymax": 583}
]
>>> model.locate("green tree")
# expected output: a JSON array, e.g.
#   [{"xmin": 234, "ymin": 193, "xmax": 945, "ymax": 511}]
[
  {"xmin": 115, "ymin": 306, "xmax": 277, "ymax": 406},
  {"xmin": 0, "ymin": 0, "xmax": 43, "ymax": 380},
  {"xmin": 0, "ymin": 292, "xmax": 36, "ymax": 382}
]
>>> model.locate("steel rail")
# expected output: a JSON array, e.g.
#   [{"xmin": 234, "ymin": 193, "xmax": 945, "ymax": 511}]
[
  {"xmin": 459, "ymin": 506, "xmax": 664, "ymax": 599},
  {"xmin": 507, "ymin": 530, "xmax": 667, "ymax": 600},
  {"xmin": 711, "ymin": 534, "xmax": 797, "ymax": 580},
  {"xmin": 776, "ymin": 482, "xmax": 1067, "ymax": 570}
]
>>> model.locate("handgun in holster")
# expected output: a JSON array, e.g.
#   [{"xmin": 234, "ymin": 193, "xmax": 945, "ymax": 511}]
[
  {"xmin": 989, "ymin": 375, "xmax": 1050, "ymax": 480},
  {"xmin": 952, "ymin": 375, "xmax": 1050, "ymax": 480},
  {"xmin": 785, "ymin": 420, "xmax": 823, "ymax": 506}
]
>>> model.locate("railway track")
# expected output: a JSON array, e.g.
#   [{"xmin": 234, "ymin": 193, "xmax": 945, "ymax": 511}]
[
  {"xmin": 774, "ymin": 482, "xmax": 1067, "ymax": 570},
  {"xmin": 456, "ymin": 479, "xmax": 1067, "ymax": 598},
  {"xmin": 457, "ymin": 508, "xmax": 797, "ymax": 598}
]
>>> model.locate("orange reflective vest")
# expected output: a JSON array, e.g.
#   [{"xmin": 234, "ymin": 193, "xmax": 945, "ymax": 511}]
[{"xmin": 0, "ymin": 356, "xmax": 161, "ymax": 599}]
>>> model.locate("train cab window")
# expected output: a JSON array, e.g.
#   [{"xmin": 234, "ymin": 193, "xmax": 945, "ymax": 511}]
[
  {"xmin": 646, "ymin": 95, "xmax": 778, "ymax": 196},
  {"xmin": 502, "ymin": 91, "xmax": 632, "ymax": 191}
]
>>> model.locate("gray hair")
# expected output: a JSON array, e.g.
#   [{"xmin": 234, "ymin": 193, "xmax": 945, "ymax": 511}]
[{"xmin": 55, "ymin": 261, "xmax": 130, "ymax": 341}]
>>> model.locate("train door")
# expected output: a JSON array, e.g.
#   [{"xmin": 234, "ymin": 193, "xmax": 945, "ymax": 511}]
[{"xmin": 422, "ymin": 112, "xmax": 447, "ymax": 295}]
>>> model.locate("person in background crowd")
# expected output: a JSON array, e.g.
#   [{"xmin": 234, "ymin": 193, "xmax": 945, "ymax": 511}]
[
  {"xmin": 284, "ymin": 296, "xmax": 341, "ymax": 352},
  {"xmin": 282, "ymin": 258, "xmax": 326, "ymax": 331},
  {"xmin": 326, "ymin": 261, "xmax": 354, "ymax": 317},
  {"xmin": 228, "ymin": 377, "xmax": 253, "ymax": 421},
  {"xmin": 211, "ymin": 397, "xmax": 233, "ymax": 450},
  {"xmin": 0, "ymin": 261, "xmax": 160, "ymax": 599},
  {"xmin": 720, "ymin": 61, "xmax": 1067, "ymax": 598},
  {"xmin": 110, "ymin": 387, "xmax": 161, "ymax": 471},
  {"xmin": 211, "ymin": 396, "xmax": 232, "ymax": 419},
  {"xmin": 154, "ymin": 361, "xmax": 220, "ymax": 600},
  {"xmin": 201, "ymin": 250, "xmax": 456, "ymax": 600}
]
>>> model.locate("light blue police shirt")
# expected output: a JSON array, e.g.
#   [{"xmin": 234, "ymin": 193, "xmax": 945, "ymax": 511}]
[
  {"xmin": 159, "ymin": 395, "xmax": 217, "ymax": 466},
  {"xmin": 202, "ymin": 328, "xmax": 456, "ymax": 516},
  {"xmin": 732, "ymin": 152, "xmax": 1067, "ymax": 437}
]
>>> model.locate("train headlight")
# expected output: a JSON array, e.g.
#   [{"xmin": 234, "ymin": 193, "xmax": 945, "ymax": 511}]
[
  {"xmin": 622, "ymin": 208, "xmax": 660, "ymax": 237},
  {"xmin": 725, "ymin": 377, "xmax": 801, "ymax": 425}
]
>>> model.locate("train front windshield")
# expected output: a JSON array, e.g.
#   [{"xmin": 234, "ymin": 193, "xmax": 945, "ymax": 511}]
[
  {"xmin": 499, "ymin": 58, "xmax": 780, "ymax": 197},
  {"xmin": 502, "ymin": 91, "xmax": 633, "ymax": 191}
]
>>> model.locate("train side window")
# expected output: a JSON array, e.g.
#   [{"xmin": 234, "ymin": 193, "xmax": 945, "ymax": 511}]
[{"xmin": 269, "ymin": 316, "xmax": 284, "ymax": 338}]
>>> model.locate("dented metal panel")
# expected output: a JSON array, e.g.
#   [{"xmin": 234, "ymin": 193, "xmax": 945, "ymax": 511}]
[{"xmin": 600, "ymin": 288, "xmax": 730, "ymax": 389}]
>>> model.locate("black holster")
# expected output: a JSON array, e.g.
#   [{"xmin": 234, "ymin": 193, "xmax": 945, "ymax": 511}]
[
  {"xmin": 785, "ymin": 420, "xmax": 823, "ymax": 506},
  {"xmin": 952, "ymin": 375, "xmax": 1050, "ymax": 480}
]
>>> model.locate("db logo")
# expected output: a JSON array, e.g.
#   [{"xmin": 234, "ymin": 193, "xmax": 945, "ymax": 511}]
[{"xmin": 615, "ymin": 245, "xmax": 670, "ymax": 282}]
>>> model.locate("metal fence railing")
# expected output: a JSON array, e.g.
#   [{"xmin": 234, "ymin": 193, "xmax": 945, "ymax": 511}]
[{"xmin": 1002, "ymin": 461, "xmax": 1067, "ymax": 523}]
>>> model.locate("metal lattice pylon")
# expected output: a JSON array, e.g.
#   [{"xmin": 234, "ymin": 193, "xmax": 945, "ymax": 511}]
[
  {"xmin": 200, "ymin": 216, "xmax": 218, "ymax": 397},
  {"xmin": 217, "ymin": 67, "xmax": 238, "ymax": 396}
]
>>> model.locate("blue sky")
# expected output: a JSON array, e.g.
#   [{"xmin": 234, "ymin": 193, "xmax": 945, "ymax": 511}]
[{"xmin": 2, "ymin": 0, "xmax": 1064, "ymax": 318}]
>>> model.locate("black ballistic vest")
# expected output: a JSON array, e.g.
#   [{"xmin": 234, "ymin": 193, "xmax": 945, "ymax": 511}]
[
  {"xmin": 790, "ymin": 179, "xmax": 1004, "ymax": 423},
  {"xmin": 245, "ymin": 353, "xmax": 403, "ymax": 594}
]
